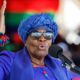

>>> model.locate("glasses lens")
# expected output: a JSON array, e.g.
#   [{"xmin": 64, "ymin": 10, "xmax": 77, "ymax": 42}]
[
  {"xmin": 44, "ymin": 32, "xmax": 53, "ymax": 40},
  {"xmin": 30, "ymin": 32, "xmax": 53, "ymax": 40},
  {"xmin": 30, "ymin": 32, "xmax": 41, "ymax": 39}
]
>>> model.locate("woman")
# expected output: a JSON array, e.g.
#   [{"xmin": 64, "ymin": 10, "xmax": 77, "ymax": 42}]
[
  {"xmin": 0, "ymin": 0, "xmax": 78, "ymax": 80},
  {"xmin": 0, "ymin": 13, "xmax": 74, "ymax": 80}
]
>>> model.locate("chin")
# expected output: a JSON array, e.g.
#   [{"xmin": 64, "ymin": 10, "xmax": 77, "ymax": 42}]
[{"xmin": 38, "ymin": 51, "xmax": 48, "ymax": 57}]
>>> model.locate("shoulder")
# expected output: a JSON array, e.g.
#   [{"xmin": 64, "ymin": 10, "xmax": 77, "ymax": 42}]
[
  {"xmin": 0, "ymin": 50, "xmax": 15, "ymax": 60},
  {"xmin": 0, "ymin": 50, "xmax": 15, "ymax": 68},
  {"xmin": 48, "ymin": 55, "xmax": 73, "ymax": 79},
  {"xmin": 49, "ymin": 55, "xmax": 62, "ymax": 66},
  {"xmin": 0, "ymin": 50, "xmax": 15, "ymax": 78}
]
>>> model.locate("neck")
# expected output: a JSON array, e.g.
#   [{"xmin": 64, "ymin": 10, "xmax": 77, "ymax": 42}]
[
  {"xmin": 30, "ymin": 54, "xmax": 45, "ymax": 67},
  {"xmin": 31, "ymin": 60, "xmax": 45, "ymax": 67},
  {"xmin": 31, "ymin": 57, "xmax": 45, "ymax": 67}
]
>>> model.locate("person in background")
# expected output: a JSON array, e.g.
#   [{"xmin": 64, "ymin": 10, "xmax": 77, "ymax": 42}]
[{"xmin": 0, "ymin": 0, "xmax": 80, "ymax": 80}]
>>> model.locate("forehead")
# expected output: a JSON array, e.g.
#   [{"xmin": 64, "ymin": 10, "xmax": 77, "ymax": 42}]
[
  {"xmin": 36, "ymin": 28, "xmax": 46, "ymax": 32},
  {"xmin": 33, "ymin": 26, "xmax": 52, "ymax": 32}
]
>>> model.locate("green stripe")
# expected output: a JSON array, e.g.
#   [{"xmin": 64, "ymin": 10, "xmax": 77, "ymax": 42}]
[
  {"xmin": 5, "ymin": 12, "xmax": 55, "ymax": 26},
  {"xmin": 5, "ymin": 13, "xmax": 33, "ymax": 26}
]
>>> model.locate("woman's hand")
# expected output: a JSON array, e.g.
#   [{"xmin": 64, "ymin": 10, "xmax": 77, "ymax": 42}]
[
  {"xmin": 0, "ymin": 0, "xmax": 6, "ymax": 15},
  {"xmin": 0, "ymin": 0, "xmax": 6, "ymax": 34}
]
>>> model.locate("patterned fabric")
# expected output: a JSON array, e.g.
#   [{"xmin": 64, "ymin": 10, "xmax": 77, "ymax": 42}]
[
  {"xmin": 0, "ymin": 32, "xmax": 9, "ymax": 47},
  {"xmin": 18, "ymin": 13, "xmax": 58, "ymax": 43}
]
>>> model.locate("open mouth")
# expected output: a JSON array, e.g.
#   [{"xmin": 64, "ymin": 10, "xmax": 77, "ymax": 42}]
[{"xmin": 39, "ymin": 45, "xmax": 48, "ymax": 50}]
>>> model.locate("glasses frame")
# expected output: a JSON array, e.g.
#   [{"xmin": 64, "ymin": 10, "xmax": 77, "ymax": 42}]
[{"xmin": 30, "ymin": 31, "xmax": 54, "ymax": 40}]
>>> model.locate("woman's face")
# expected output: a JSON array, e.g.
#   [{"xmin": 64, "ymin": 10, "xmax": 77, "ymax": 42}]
[{"xmin": 25, "ymin": 28, "xmax": 53, "ymax": 59}]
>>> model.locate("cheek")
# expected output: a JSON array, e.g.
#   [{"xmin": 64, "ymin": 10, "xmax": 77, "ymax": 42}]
[
  {"xmin": 47, "ymin": 40, "xmax": 52, "ymax": 48},
  {"xmin": 25, "ymin": 39, "xmax": 38, "ymax": 52}
]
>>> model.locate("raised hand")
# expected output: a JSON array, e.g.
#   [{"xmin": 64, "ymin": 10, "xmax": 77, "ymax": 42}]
[{"xmin": 0, "ymin": 0, "xmax": 7, "ymax": 34}]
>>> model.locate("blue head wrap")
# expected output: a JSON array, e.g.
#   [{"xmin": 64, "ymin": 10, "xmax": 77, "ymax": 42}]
[{"xmin": 18, "ymin": 13, "xmax": 58, "ymax": 43}]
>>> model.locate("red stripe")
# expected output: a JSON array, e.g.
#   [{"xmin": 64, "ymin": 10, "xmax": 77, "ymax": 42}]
[
  {"xmin": 0, "ymin": 0, "xmax": 59, "ymax": 13},
  {"xmin": 0, "ymin": 0, "xmax": 2, "ymax": 8}
]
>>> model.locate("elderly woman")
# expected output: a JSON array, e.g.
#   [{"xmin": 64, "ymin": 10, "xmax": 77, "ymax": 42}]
[
  {"xmin": 0, "ymin": 13, "xmax": 75, "ymax": 80},
  {"xmin": 0, "ymin": 1, "xmax": 80, "ymax": 80}
]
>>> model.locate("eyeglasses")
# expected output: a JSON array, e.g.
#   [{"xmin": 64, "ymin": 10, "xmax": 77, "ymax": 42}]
[{"xmin": 30, "ymin": 31, "xmax": 54, "ymax": 40}]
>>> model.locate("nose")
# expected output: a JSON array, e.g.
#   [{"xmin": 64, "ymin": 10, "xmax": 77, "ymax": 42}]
[{"xmin": 38, "ymin": 35, "xmax": 46, "ymax": 42}]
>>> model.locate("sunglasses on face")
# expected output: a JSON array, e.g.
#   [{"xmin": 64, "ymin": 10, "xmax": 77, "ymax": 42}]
[{"xmin": 30, "ymin": 31, "xmax": 54, "ymax": 40}]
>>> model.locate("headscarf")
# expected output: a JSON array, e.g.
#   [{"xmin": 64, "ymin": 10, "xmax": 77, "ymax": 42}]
[{"xmin": 18, "ymin": 13, "xmax": 58, "ymax": 43}]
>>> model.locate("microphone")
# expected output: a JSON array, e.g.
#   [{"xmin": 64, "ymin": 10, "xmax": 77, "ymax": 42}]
[{"xmin": 49, "ymin": 44, "xmax": 80, "ymax": 74}]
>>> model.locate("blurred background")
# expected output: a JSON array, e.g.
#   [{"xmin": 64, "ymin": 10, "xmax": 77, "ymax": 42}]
[{"xmin": 0, "ymin": 0, "xmax": 80, "ymax": 67}]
